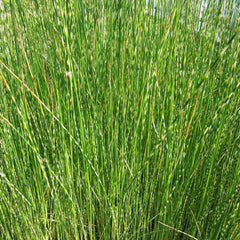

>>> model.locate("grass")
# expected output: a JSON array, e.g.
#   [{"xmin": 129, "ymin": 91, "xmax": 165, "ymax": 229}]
[{"xmin": 0, "ymin": 0, "xmax": 239, "ymax": 239}]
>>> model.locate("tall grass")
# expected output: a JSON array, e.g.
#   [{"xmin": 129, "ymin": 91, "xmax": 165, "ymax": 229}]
[{"xmin": 0, "ymin": 0, "xmax": 239, "ymax": 239}]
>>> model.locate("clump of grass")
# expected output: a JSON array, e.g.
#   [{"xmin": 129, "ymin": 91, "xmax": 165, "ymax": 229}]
[{"xmin": 0, "ymin": 0, "xmax": 239, "ymax": 239}]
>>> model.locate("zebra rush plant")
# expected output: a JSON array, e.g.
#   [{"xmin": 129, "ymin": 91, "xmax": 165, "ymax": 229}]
[{"xmin": 0, "ymin": 0, "xmax": 239, "ymax": 239}]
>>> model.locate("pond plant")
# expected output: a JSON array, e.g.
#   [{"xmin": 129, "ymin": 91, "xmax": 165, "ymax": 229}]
[{"xmin": 0, "ymin": 0, "xmax": 239, "ymax": 239}]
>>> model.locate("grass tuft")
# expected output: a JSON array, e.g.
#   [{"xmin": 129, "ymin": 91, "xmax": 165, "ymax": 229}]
[{"xmin": 0, "ymin": 0, "xmax": 239, "ymax": 239}]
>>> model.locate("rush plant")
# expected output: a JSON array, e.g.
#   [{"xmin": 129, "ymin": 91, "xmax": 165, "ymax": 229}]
[{"xmin": 0, "ymin": 0, "xmax": 239, "ymax": 239}]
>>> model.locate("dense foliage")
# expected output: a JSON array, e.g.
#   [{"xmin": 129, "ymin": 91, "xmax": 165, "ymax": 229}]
[{"xmin": 0, "ymin": 0, "xmax": 239, "ymax": 239}]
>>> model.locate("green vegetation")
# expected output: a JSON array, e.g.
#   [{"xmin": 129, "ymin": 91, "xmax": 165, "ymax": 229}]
[{"xmin": 0, "ymin": 0, "xmax": 239, "ymax": 239}]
